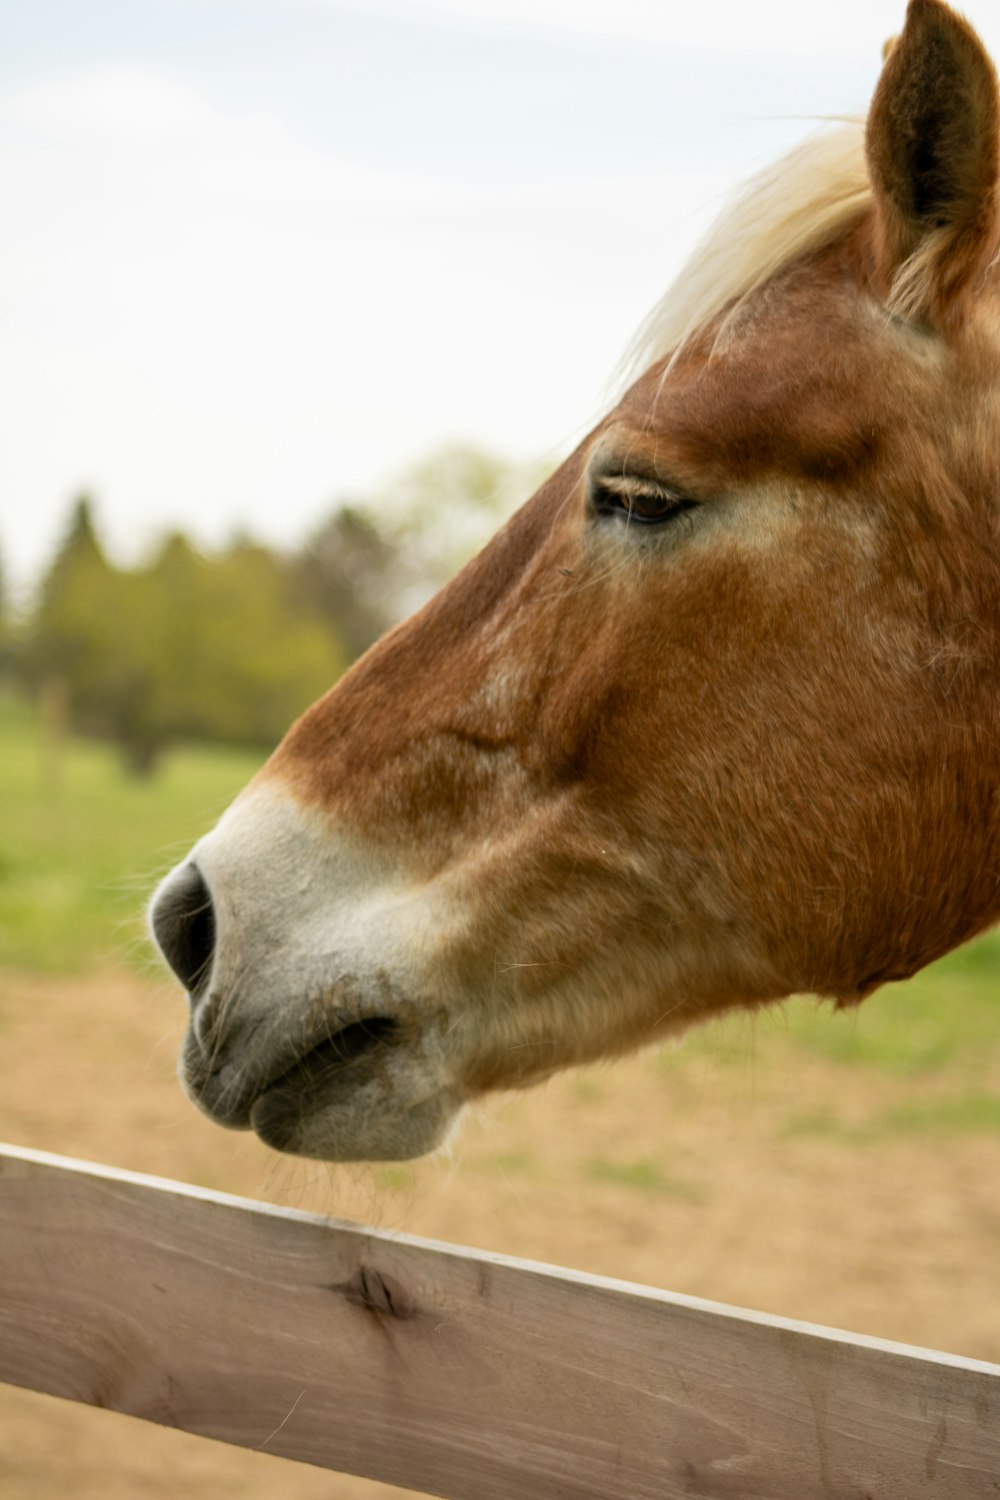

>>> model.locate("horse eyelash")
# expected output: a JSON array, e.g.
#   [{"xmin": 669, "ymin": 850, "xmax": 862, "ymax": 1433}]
[{"xmin": 588, "ymin": 473, "xmax": 700, "ymax": 527}]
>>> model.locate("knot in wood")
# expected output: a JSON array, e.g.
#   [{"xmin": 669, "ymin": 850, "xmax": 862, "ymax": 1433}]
[{"xmin": 346, "ymin": 1265, "xmax": 415, "ymax": 1319}]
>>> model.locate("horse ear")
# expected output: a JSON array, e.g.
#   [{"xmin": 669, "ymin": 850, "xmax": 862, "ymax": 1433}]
[{"xmin": 865, "ymin": 0, "xmax": 1000, "ymax": 327}]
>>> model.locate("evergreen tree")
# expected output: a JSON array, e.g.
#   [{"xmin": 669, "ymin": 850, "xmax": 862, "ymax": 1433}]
[
  {"xmin": 28, "ymin": 496, "xmax": 119, "ymax": 719},
  {"xmin": 26, "ymin": 499, "xmax": 347, "ymax": 775}
]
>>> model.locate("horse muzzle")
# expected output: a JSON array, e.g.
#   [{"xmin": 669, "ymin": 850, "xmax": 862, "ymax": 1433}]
[{"xmin": 148, "ymin": 790, "xmax": 463, "ymax": 1161}]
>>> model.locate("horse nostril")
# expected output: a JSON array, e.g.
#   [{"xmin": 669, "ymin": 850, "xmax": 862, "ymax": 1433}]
[{"xmin": 150, "ymin": 863, "xmax": 216, "ymax": 996}]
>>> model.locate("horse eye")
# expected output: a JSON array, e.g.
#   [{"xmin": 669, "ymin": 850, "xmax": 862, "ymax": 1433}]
[{"xmin": 589, "ymin": 475, "xmax": 699, "ymax": 528}]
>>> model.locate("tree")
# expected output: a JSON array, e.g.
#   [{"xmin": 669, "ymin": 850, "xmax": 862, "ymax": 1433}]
[
  {"xmin": 144, "ymin": 536, "xmax": 346, "ymax": 752},
  {"xmin": 28, "ymin": 496, "xmax": 119, "ymax": 718},
  {"xmin": 26, "ymin": 500, "xmax": 347, "ymax": 776},
  {"xmin": 296, "ymin": 505, "xmax": 399, "ymax": 662},
  {"xmin": 300, "ymin": 444, "xmax": 552, "ymax": 660}
]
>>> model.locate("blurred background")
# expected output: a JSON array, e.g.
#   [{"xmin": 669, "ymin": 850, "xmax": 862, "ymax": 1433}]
[{"xmin": 2, "ymin": 1, "xmax": 999, "ymax": 1496}]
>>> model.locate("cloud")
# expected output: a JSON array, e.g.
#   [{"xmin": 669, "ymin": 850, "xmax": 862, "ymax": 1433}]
[
  {"xmin": 0, "ymin": 61, "xmax": 749, "ymax": 588},
  {"xmin": 299, "ymin": 0, "xmax": 943, "ymax": 61},
  {"xmin": 0, "ymin": 14, "xmax": 887, "ymax": 592}
]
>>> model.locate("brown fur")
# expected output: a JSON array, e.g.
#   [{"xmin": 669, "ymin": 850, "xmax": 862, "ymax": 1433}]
[{"xmin": 191, "ymin": 2, "xmax": 1000, "ymax": 1119}]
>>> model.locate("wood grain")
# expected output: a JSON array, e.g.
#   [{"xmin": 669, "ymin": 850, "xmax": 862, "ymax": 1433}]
[{"xmin": 1, "ymin": 1143, "xmax": 998, "ymax": 1499}]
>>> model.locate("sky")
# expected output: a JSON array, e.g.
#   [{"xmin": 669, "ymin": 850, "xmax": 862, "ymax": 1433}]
[{"xmin": 3, "ymin": 0, "xmax": 998, "ymax": 596}]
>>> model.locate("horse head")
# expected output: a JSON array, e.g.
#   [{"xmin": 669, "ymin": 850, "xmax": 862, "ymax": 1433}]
[{"xmin": 151, "ymin": 0, "xmax": 1000, "ymax": 1161}]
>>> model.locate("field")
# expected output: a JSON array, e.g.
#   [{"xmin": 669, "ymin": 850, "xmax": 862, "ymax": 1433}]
[{"xmin": 2, "ymin": 691, "xmax": 999, "ymax": 1498}]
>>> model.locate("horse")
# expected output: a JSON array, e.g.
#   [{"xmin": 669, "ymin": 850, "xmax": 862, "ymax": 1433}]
[{"xmin": 151, "ymin": 0, "xmax": 1000, "ymax": 1165}]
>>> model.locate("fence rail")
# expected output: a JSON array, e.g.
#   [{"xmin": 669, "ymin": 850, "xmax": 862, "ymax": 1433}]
[{"xmin": 1, "ymin": 1142, "xmax": 998, "ymax": 1498}]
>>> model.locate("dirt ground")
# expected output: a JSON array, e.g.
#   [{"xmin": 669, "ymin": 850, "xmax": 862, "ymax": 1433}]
[{"xmin": 2, "ymin": 967, "xmax": 999, "ymax": 1499}]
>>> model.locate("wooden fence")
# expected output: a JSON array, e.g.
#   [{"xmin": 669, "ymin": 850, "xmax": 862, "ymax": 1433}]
[{"xmin": 1, "ymin": 1141, "xmax": 999, "ymax": 1498}]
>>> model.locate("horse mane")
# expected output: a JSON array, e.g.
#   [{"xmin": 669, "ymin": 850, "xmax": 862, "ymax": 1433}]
[{"xmin": 620, "ymin": 122, "xmax": 871, "ymax": 382}]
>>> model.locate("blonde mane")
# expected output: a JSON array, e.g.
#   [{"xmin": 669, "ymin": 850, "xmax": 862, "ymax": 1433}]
[{"xmin": 621, "ymin": 122, "xmax": 872, "ymax": 382}]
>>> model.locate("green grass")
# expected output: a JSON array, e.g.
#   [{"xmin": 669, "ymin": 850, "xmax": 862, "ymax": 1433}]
[
  {"xmin": 785, "ymin": 1093, "xmax": 1000, "ymax": 1143},
  {"xmin": 375, "ymin": 1165, "xmax": 417, "ymax": 1192},
  {"xmin": 571, "ymin": 1075, "xmax": 606, "ymax": 1104},
  {"xmin": 779, "ymin": 963, "xmax": 1000, "ymax": 1076},
  {"xmin": 0, "ymin": 690, "xmax": 263, "ymax": 972},
  {"xmin": 654, "ymin": 942, "xmax": 1000, "ymax": 1083},
  {"xmin": 583, "ymin": 1156, "xmax": 703, "ymax": 1199}
]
